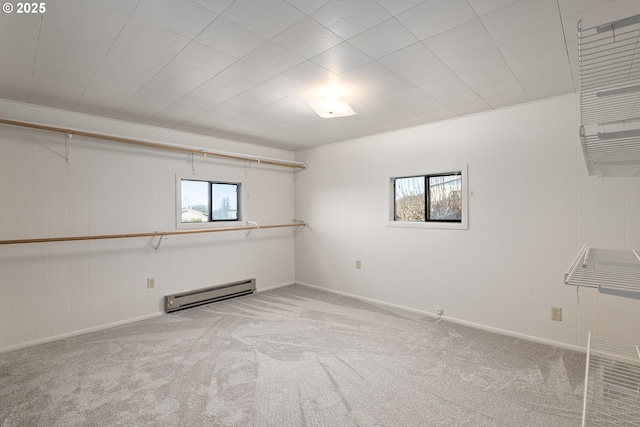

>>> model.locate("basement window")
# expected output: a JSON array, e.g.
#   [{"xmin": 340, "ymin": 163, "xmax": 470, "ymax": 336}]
[
  {"xmin": 390, "ymin": 166, "xmax": 468, "ymax": 230},
  {"xmin": 178, "ymin": 177, "xmax": 241, "ymax": 227}
]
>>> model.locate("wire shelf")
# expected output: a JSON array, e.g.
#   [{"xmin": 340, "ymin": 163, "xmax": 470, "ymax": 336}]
[
  {"xmin": 582, "ymin": 333, "xmax": 640, "ymax": 426},
  {"xmin": 565, "ymin": 244, "xmax": 640, "ymax": 299},
  {"xmin": 578, "ymin": 14, "xmax": 640, "ymax": 177}
]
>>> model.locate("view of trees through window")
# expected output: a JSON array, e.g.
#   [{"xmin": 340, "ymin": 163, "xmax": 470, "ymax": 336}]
[
  {"xmin": 394, "ymin": 172, "xmax": 462, "ymax": 222},
  {"xmin": 181, "ymin": 179, "xmax": 239, "ymax": 223}
]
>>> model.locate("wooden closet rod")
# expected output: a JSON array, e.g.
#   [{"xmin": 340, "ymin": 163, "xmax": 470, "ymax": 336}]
[
  {"xmin": 0, "ymin": 117, "xmax": 306, "ymax": 170},
  {"xmin": 0, "ymin": 222, "xmax": 306, "ymax": 245}
]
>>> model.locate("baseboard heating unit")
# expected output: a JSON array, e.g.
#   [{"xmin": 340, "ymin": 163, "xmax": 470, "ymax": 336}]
[{"xmin": 164, "ymin": 278, "xmax": 256, "ymax": 312}]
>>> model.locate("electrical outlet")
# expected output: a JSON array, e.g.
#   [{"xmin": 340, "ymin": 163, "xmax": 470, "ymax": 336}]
[
  {"xmin": 436, "ymin": 308, "xmax": 443, "ymax": 316},
  {"xmin": 355, "ymin": 260, "xmax": 361, "ymax": 269},
  {"xmin": 551, "ymin": 307, "xmax": 562, "ymax": 321},
  {"xmin": 147, "ymin": 278, "xmax": 155, "ymax": 289}
]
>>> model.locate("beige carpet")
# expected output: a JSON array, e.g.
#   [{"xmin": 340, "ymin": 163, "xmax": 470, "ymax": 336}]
[{"xmin": 0, "ymin": 284, "xmax": 585, "ymax": 426}]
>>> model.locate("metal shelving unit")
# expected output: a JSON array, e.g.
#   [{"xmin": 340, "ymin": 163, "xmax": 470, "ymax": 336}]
[
  {"xmin": 581, "ymin": 333, "xmax": 640, "ymax": 426},
  {"xmin": 565, "ymin": 244, "xmax": 640, "ymax": 426},
  {"xmin": 565, "ymin": 244, "xmax": 640, "ymax": 300},
  {"xmin": 578, "ymin": 14, "xmax": 640, "ymax": 177}
]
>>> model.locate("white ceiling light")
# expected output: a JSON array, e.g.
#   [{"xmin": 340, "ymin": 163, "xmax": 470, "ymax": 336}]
[{"xmin": 308, "ymin": 89, "xmax": 356, "ymax": 118}]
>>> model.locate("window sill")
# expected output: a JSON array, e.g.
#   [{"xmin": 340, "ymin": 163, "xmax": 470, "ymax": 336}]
[
  {"xmin": 177, "ymin": 221, "xmax": 242, "ymax": 231},
  {"xmin": 387, "ymin": 221, "xmax": 468, "ymax": 230}
]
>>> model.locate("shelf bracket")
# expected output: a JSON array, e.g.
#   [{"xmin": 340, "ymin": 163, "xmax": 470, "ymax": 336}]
[
  {"xmin": 292, "ymin": 219, "xmax": 305, "ymax": 235},
  {"xmin": 153, "ymin": 233, "xmax": 167, "ymax": 253},
  {"xmin": 191, "ymin": 152, "xmax": 206, "ymax": 174},
  {"xmin": 245, "ymin": 221, "xmax": 259, "ymax": 237}
]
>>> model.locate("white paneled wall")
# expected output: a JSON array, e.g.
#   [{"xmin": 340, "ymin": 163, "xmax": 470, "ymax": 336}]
[
  {"xmin": 0, "ymin": 99, "xmax": 296, "ymax": 351},
  {"xmin": 294, "ymin": 94, "xmax": 640, "ymax": 349}
]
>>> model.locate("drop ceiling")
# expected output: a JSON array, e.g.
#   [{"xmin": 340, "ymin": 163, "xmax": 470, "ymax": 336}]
[{"xmin": 1, "ymin": 0, "xmax": 639, "ymax": 150}]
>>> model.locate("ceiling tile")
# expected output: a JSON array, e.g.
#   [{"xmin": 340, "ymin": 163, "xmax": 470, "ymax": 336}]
[
  {"xmin": 480, "ymin": 0, "xmax": 559, "ymax": 41},
  {"xmin": 423, "ymin": 19, "xmax": 493, "ymax": 59},
  {"xmin": 181, "ymin": 88, "xmax": 231, "ymax": 107},
  {"xmin": 284, "ymin": 0, "xmax": 331, "ymax": 14},
  {"xmin": 447, "ymin": 99, "xmax": 491, "ymax": 116},
  {"xmin": 76, "ymin": 75, "xmax": 144, "ymax": 114},
  {"xmin": 37, "ymin": 0, "xmax": 134, "ymax": 40},
  {"xmin": 402, "ymin": 61, "xmax": 460, "ymax": 88},
  {"xmin": 157, "ymin": 61, "xmax": 214, "ymax": 87},
  {"xmin": 222, "ymin": 0, "xmax": 304, "ymax": 38},
  {"xmin": 443, "ymin": 44, "xmax": 517, "ymax": 87},
  {"xmin": 348, "ymin": 18, "xmax": 419, "ymax": 59},
  {"xmin": 192, "ymin": 0, "xmax": 236, "ymax": 14},
  {"xmin": 174, "ymin": 42, "xmax": 237, "ymax": 75},
  {"xmin": 341, "ymin": 62, "xmax": 395, "ymax": 87},
  {"xmin": 385, "ymin": 89, "xmax": 446, "ymax": 115},
  {"xmin": 482, "ymin": 90, "xmax": 530, "ymax": 108},
  {"xmin": 310, "ymin": 42, "xmax": 373, "ymax": 74},
  {"xmin": 134, "ymin": 0, "xmax": 218, "ymax": 38},
  {"xmin": 418, "ymin": 76, "xmax": 470, "ymax": 99},
  {"xmin": 516, "ymin": 63, "xmax": 573, "ymax": 89},
  {"xmin": 557, "ymin": 0, "xmax": 615, "ymax": 18},
  {"xmin": 506, "ymin": 44, "xmax": 569, "ymax": 76},
  {"xmin": 1, "ymin": 17, "xmax": 44, "ymax": 100},
  {"xmin": 242, "ymin": 41, "xmax": 305, "ymax": 75},
  {"xmin": 201, "ymin": 61, "xmax": 275, "ymax": 96},
  {"xmin": 495, "ymin": 20, "xmax": 565, "ymax": 60},
  {"xmin": 420, "ymin": 108, "xmax": 458, "ymax": 122},
  {"xmin": 120, "ymin": 76, "xmax": 197, "ymax": 117},
  {"xmin": 233, "ymin": 88, "xmax": 282, "ymax": 106},
  {"xmin": 474, "ymin": 77, "xmax": 523, "ymax": 98},
  {"xmin": 457, "ymin": 63, "xmax": 516, "ymax": 88},
  {"xmin": 355, "ymin": 98, "xmax": 414, "ymax": 119},
  {"xmin": 255, "ymin": 75, "xmax": 307, "ymax": 98},
  {"xmin": 378, "ymin": 43, "xmax": 440, "ymax": 74},
  {"xmin": 281, "ymin": 60, "xmax": 336, "ymax": 87},
  {"xmin": 397, "ymin": 0, "xmax": 478, "ymax": 41},
  {"xmin": 196, "ymin": 16, "xmax": 267, "ymax": 59},
  {"xmin": 310, "ymin": 0, "xmax": 392, "ymax": 39},
  {"xmin": 434, "ymin": 87, "xmax": 483, "ymax": 108},
  {"xmin": 260, "ymin": 97, "xmax": 318, "ymax": 120},
  {"xmin": 29, "ymin": 67, "xmax": 94, "ymax": 109},
  {"xmin": 274, "ymin": 17, "xmax": 343, "ymax": 58},
  {"xmin": 467, "ymin": 0, "xmax": 521, "ymax": 17},
  {"xmin": 524, "ymin": 77, "xmax": 575, "ymax": 101},
  {"xmin": 375, "ymin": 0, "xmax": 427, "ymax": 15},
  {"xmin": 99, "ymin": 16, "xmax": 190, "ymax": 78},
  {"xmin": 34, "ymin": 28, "xmax": 113, "ymax": 76},
  {"xmin": 151, "ymin": 98, "xmax": 214, "ymax": 123},
  {"xmin": 365, "ymin": 76, "xmax": 415, "ymax": 98}
]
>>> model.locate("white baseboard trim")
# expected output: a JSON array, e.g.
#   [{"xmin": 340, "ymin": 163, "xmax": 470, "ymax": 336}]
[
  {"xmin": 257, "ymin": 281, "xmax": 296, "ymax": 293},
  {"xmin": 0, "ymin": 312, "xmax": 164, "ymax": 354},
  {"xmin": 295, "ymin": 281, "xmax": 586, "ymax": 354}
]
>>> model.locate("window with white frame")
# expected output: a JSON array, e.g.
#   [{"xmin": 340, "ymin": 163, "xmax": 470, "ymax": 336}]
[
  {"xmin": 390, "ymin": 167, "xmax": 468, "ymax": 230},
  {"xmin": 178, "ymin": 177, "xmax": 241, "ymax": 226}
]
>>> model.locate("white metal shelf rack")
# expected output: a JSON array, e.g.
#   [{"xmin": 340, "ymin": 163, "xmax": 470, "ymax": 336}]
[
  {"xmin": 565, "ymin": 245, "xmax": 640, "ymax": 426},
  {"xmin": 578, "ymin": 14, "xmax": 640, "ymax": 177},
  {"xmin": 565, "ymin": 244, "xmax": 640, "ymax": 300},
  {"xmin": 581, "ymin": 333, "xmax": 640, "ymax": 426}
]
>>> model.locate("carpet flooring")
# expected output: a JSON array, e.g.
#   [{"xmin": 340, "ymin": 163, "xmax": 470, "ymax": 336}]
[{"xmin": 0, "ymin": 284, "xmax": 586, "ymax": 426}]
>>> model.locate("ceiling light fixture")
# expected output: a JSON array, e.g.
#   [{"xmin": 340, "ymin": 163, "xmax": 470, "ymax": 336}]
[{"xmin": 308, "ymin": 89, "xmax": 356, "ymax": 118}]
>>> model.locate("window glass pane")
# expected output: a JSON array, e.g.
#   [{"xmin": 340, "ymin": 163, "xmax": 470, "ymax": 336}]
[
  {"xmin": 181, "ymin": 180, "xmax": 209, "ymax": 223},
  {"xmin": 395, "ymin": 177, "xmax": 425, "ymax": 221},
  {"xmin": 212, "ymin": 183, "xmax": 238, "ymax": 220},
  {"xmin": 428, "ymin": 174, "xmax": 462, "ymax": 221}
]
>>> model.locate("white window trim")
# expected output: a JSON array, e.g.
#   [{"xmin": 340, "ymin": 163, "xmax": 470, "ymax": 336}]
[
  {"xmin": 176, "ymin": 174, "xmax": 242, "ymax": 230},
  {"xmin": 387, "ymin": 164, "xmax": 469, "ymax": 230}
]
